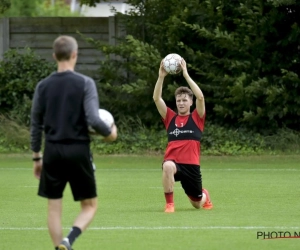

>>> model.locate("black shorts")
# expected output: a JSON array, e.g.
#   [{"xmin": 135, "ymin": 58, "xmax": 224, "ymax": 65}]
[
  {"xmin": 38, "ymin": 141, "xmax": 97, "ymax": 201},
  {"xmin": 174, "ymin": 163, "xmax": 203, "ymax": 200}
]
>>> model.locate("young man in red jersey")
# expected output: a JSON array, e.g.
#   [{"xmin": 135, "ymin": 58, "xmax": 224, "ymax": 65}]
[{"xmin": 153, "ymin": 58, "xmax": 213, "ymax": 213}]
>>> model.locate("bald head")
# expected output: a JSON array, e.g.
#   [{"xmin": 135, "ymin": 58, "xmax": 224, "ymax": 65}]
[{"xmin": 53, "ymin": 35, "xmax": 78, "ymax": 61}]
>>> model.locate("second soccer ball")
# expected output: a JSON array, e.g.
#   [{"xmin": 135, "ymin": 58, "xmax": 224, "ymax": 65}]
[
  {"xmin": 162, "ymin": 53, "xmax": 182, "ymax": 75},
  {"xmin": 88, "ymin": 109, "xmax": 114, "ymax": 134}
]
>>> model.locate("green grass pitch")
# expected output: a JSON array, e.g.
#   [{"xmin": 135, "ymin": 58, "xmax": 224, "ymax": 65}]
[{"xmin": 0, "ymin": 154, "xmax": 299, "ymax": 250}]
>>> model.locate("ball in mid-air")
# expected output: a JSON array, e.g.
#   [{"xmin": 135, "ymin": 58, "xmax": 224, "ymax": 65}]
[{"xmin": 162, "ymin": 53, "xmax": 182, "ymax": 75}]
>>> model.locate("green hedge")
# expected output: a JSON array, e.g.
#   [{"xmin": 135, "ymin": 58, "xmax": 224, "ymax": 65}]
[
  {"xmin": 0, "ymin": 115, "xmax": 299, "ymax": 155},
  {"xmin": 0, "ymin": 48, "xmax": 299, "ymax": 155},
  {"xmin": 0, "ymin": 48, "xmax": 56, "ymax": 125}
]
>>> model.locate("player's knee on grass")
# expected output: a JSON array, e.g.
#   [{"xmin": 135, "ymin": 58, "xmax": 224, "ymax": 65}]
[{"xmin": 188, "ymin": 193, "xmax": 207, "ymax": 209}]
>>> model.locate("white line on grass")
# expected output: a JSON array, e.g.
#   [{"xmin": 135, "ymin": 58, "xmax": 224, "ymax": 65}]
[
  {"xmin": 1, "ymin": 168, "xmax": 299, "ymax": 171},
  {"xmin": 1, "ymin": 226, "xmax": 300, "ymax": 230}
]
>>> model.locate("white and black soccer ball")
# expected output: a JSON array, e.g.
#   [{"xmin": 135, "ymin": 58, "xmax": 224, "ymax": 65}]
[
  {"xmin": 89, "ymin": 109, "xmax": 114, "ymax": 133},
  {"xmin": 162, "ymin": 53, "xmax": 182, "ymax": 75}
]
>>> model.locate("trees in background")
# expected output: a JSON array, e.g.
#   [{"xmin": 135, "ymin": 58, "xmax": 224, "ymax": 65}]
[
  {"xmin": 85, "ymin": 0, "xmax": 300, "ymax": 133},
  {"xmin": 0, "ymin": 0, "xmax": 42, "ymax": 16},
  {"xmin": 0, "ymin": 0, "xmax": 80, "ymax": 16},
  {"xmin": 0, "ymin": 0, "xmax": 10, "ymax": 13},
  {"xmin": 0, "ymin": 0, "xmax": 299, "ymax": 133}
]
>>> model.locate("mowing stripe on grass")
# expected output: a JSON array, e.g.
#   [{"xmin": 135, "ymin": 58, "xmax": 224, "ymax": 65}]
[
  {"xmin": 0, "ymin": 168, "xmax": 299, "ymax": 171},
  {"xmin": 1, "ymin": 226, "xmax": 300, "ymax": 230}
]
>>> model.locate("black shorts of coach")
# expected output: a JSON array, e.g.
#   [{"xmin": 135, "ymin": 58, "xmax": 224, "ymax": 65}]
[
  {"xmin": 38, "ymin": 141, "xmax": 97, "ymax": 201},
  {"xmin": 164, "ymin": 161, "xmax": 203, "ymax": 200}
]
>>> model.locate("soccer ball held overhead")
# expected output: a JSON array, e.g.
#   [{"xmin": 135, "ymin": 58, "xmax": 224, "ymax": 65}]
[{"xmin": 162, "ymin": 53, "xmax": 182, "ymax": 75}]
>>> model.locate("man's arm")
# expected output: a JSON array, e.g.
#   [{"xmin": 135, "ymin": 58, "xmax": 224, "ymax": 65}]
[
  {"xmin": 84, "ymin": 77, "xmax": 117, "ymax": 141},
  {"xmin": 30, "ymin": 83, "xmax": 44, "ymax": 179},
  {"xmin": 30, "ymin": 83, "xmax": 44, "ymax": 157},
  {"xmin": 153, "ymin": 60, "xmax": 168, "ymax": 119},
  {"xmin": 181, "ymin": 59, "xmax": 205, "ymax": 118}
]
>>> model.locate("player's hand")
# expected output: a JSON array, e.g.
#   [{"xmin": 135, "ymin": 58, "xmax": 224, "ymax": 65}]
[
  {"xmin": 103, "ymin": 123, "xmax": 117, "ymax": 142},
  {"xmin": 180, "ymin": 58, "xmax": 189, "ymax": 78},
  {"xmin": 159, "ymin": 60, "xmax": 168, "ymax": 78},
  {"xmin": 33, "ymin": 160, "xmax": 43, "ymax": 180}
]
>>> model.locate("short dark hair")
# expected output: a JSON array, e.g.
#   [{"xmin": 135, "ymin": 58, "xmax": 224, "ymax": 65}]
[
  {"xmin": 53, "ymin": 35, "xmax": 78, "ymax": 61},
  {"xmin": 174, "ymin": 86, "xmax": 193, "ymax": 99}
]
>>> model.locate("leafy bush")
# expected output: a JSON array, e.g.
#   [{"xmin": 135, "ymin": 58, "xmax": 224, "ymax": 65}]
[
  {"xmin": 0, "ymin": 115, "xmax": 30, "ymax": 152},
  {"xmin": 0, "ymin": 48, "xmax": 56, "ymax": 125},
  {"xmin": 84, "ymin": 35, "xmax": 164, "ymax": 127},
  {"xmin": 34, "ymin": 0, "xmax": 82, "ymax": 17},
  {"xmin": 264, "ymin": 128, "xmax": 300, "ymax": 153},
  {"xmin": 90, "ymin": 117, "xmax": 167, "ymax": 154},
  {"xmin": 201, "ymin": 122, "xmax": 266, "ymax": 155},
  {"xmin": 1, "ymin": 0, "xmax": 80, "ymax": 17},
  {"xmin": 1, "ymin": 114, "xmax": 299, "ymax": 155},
  {"xmin": 90, "ymin": 120, "xmax": 267, "ymax": 155},
  {"xmin": 0, "ymin": 0, "xmax": 10, "ymax": 14}
]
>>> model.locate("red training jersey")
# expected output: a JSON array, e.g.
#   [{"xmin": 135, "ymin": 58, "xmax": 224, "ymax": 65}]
[{"xmin": 162, "ymin": 107, "xmax": 205, "ymax": 165}]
